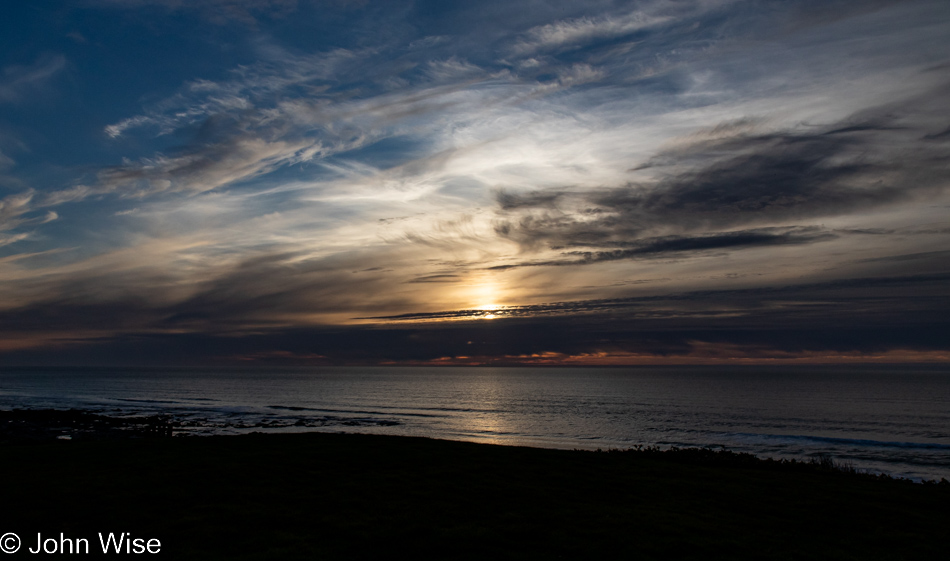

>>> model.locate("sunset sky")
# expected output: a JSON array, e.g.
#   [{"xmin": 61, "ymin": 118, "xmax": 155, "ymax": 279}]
[{"xmin": 1, "ymin": 0, "xmax": 948, "ymax": 366}]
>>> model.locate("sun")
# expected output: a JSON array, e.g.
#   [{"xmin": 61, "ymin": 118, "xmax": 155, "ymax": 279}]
[
  {"xmin": 475, "ymin": 303, "xmax": 501, "ymax": 320},
  {"xmin": 460, "ymin": 279, "xmax": 509, "ymax": 319}
]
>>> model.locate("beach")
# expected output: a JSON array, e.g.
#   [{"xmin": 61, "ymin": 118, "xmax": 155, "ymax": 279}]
[{"xmin": 2, "ymin": 419, "xmax": 947, "ymax": 560}]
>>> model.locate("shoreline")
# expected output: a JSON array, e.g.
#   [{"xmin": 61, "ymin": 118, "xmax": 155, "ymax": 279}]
[
  {"xmin": 2, "ymin": 428, "xmax": 947, "ymax": 559},
  {"xmin": 3, "ymin": 407, "xmax": 949, "ymax": 484}
]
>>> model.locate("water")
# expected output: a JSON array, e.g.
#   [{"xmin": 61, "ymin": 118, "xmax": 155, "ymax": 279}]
[{"xmin": 1, "ymin": 365, "xmax": 949, "ymax": 481}]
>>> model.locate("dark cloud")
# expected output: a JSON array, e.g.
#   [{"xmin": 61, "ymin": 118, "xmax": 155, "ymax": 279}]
[
  {"xmin": 157, "ymin": 251, "xmax": 406, "ymax": 330},
  {"xmin": 495, "ymin": 189, "xmax": 563, "ymax": 210},
  {"xmin": 597, "ymin": 137, "xmax": 891, "ymax": 219},
  {"xmin": 1, "ymin": 263, "xmax": 947, "ymax": 366},
  {"xmin": 0, "ymin": 249, "xmax": 404, "ymax": 338},
  {"xmin": 923, "ymin": 125, "xmax": 950, "ymax": 140},
  {"xmin": 367, "ymin": 272, "xmax": 950, "ymax": 324},
  {"xmin": 494, "ymin": 94, "xmax": 950, "ymax": 256},
  {"xmin": 566, "ymin": 226, "xmax": 836, "ymax": 260},
  {"xmin": 857, "ymin": 250, "xmax": 950, "ymax": 264},
  {"xmin": 490, "ymin": 226, "xmax": 836, "ymax": 268},
  {"xmin": 406, "ymin": 273, "xmax": 462, "ymax": 283},
  {"xmin": 3, "ymin": 306, "xmax": 947, "ymax": 367}
]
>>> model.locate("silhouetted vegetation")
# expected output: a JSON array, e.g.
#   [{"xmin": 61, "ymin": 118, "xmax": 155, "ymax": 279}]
[
  {"xmin": 597, "ymin": 445, "xmax": 945, "ymax": 484},
  {"xmin": 2, "ymin": 428, "xmax": 947, "ymax": 560}
]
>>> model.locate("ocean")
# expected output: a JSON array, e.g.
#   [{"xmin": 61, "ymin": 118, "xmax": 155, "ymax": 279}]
[{"xmin": 2, "ymin": 365, "xmax": 948, "ymax": 481}]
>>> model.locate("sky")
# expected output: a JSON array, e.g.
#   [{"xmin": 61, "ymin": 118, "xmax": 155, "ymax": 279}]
[{"xmin": 0, "ymin": 0, "xmax": 948, "ymax": 366}]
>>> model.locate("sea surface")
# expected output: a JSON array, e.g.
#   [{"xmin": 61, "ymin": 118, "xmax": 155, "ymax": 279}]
[{"xmin": 2, "ymin": 365, "xmax": 949, "ymax": 481}]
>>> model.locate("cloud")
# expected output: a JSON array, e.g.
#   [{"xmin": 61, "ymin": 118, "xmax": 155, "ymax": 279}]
[
  {"xmin": 406, "ymin": 273, "xmax": 462, "ymax": 284},
  {"xmin": 104, "ymin": 116, "xmax": 154, "ymax": 139},
  {"xmin": 496, "ymin": 189, "xmax": 563, "ymax": 210},
  {"xmin": 3, "ymin": 271, "xmax": 947, "ymax": 365},
  {"xmin": 493, "ymin": 93, "xmax": 950, "ymax": 254},
  {"xmin": 509, "ymin": 6, "xmax": 672, "ymax": 56},
  {"xmin": 0, "ymin": 55, "xmax": 66, "ymax": 103},
  {"xmin": 90, "ymin": 0, "xmax": 303, "ymax": 26},
  {"xmin": 0, "ymin": 229, "xmax": 430, "ymax": 338},
  {"xmin": 0, "ymin": 149, "xmax": 14, "ymax": 171},
  {"xmin": 96, "ymin": 137, "xmax": 316, "ymax": 196},
  {"xmin": 924, "ymin": 125, "xmax": 950, "ymax": 140},
  {"xmin": 857, "ymin": 249, "xmax": 950, "ymax": 264},
  {"xmin": 90, "ymin": 44, "xmax": 524, "ymax": 205},
  {"xmin": 490, "ymin": 226, "xmax": 837, "ymax": 268},
  {"xmin": 103, "ymin": 45, "xmax": 370, "ymax": 139},
  {"xmin": 364, "ymin": 271, "xmax": 950, "ymax": 325},
  {"xmin": 0, "ymin": 233, "xmax": 29, "ymax": 247},
  {"xmin": 2, "ymin": 0, "xmax": 949, "ymax": 366},
  {"xmin": 0, "ymin": 188, "xmax": 59, "ymax": 243},
  {"xmin": 0, "ymin": 190, "xmax": 36, "ymax": 231}
]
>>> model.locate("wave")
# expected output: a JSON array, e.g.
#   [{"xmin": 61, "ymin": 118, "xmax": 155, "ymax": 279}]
[
  {"xmin": 266, "ymin": 404, "xmax": 443, "ymax": 418},
  {"xmin": 722, "ymin": 432, "xmax": 950, "ymax": 451}
]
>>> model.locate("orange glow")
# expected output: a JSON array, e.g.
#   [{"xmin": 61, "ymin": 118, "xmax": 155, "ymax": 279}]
[{"xmin": 377, "ymin": 347, "xmax": 950, "ymax": 367}]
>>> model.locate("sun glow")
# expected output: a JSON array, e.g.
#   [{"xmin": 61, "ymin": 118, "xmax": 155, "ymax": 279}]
[
  {"xmin": 465, "ymin": 278, "xmax": 508, "ymax": 317},
  {"xmin": 475, "ymin": 303, "xmax": 503, "ymax": 319}
]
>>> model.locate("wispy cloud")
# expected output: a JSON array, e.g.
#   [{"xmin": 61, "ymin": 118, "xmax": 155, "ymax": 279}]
[
  {"xmin": 0, "ymin": 191, "xmax": 37, "ymax": 231},
  {"xmin": 90, "ymin": 0, "xmax": 304, "ymax": 26},
  {"xmin": 492, "ymin": 88, "xmax": 950, "ymax": 258},
  {"xmin": 0, "ymin": 55, "xmax": 66, "ymax": 104},
  {"xmin": 96, "ymin": 137, "xmax": 317, "ymax": 195},
  {"xmin": 104, "ymin": 45, "xmax": 370, "ymax": 138},
  {"xmin": 1, "ymin": 0, "xmax": 948, "ymax": 364},
  {"xmin": 509, "ymin": 7, "xmax": 673, "ymax": 56}
]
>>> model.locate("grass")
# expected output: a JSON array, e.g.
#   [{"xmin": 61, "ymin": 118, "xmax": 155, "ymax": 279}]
[{"xmin": 1, "ymin": 432, "xmax": 948, "ymax": 560}]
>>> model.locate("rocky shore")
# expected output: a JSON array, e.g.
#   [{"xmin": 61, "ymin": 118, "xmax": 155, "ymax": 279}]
[{"xmin": 0, "ymin": 409, "xmax": 175, "ymax": 442}]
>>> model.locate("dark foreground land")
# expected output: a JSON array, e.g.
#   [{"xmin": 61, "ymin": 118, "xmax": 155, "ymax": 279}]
[{"xmin": 1, "ymin": 423, "xmax": 948, "ymax": 559}]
